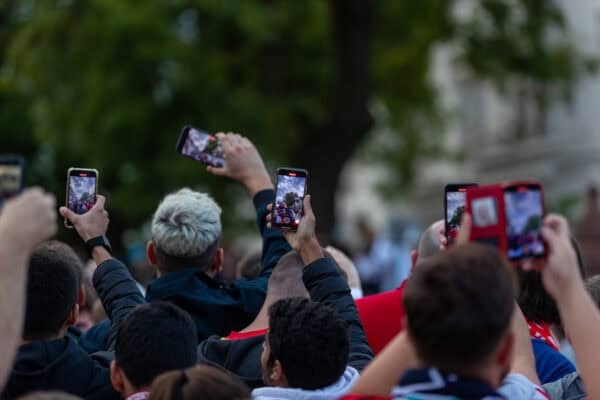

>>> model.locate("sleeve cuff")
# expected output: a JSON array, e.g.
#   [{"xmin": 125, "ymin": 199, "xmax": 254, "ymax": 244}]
[
  {"xmin": 92, "ymin": 258, "xmax": 126, "ymax": 287},
  {"xmin": 253, "ymin": 189, "xmax": 275, "ymax": 211}
]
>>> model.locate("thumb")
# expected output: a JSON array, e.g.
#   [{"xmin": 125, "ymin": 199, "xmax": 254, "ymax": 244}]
[
  {"xmin": 59, "ymin": 206, "xmax": 77, "ymax": 221},
  {"xmin": 93, "ymin": 195, "xmax": 106, "ymax": 210},
  {"xmin": 303, "ymin": 195, "xmax": 314, "ymax": 218},
  {"xmin": 456, "ymin": 213, "xmax": 472, "ymax": 245}
]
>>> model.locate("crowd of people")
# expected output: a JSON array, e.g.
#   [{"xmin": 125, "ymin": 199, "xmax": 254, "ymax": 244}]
[{"xmin": 0, "ymin": 132, "xmax": 599, "ymax": 400}]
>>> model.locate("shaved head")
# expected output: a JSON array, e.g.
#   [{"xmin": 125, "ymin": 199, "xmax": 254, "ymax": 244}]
[{"xmin": 416, "ymin": 220, "xmax": 444, "ymax": 266}]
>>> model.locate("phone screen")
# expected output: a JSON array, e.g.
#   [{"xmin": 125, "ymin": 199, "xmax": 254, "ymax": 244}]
[
  {"xmin": 179, "ymin": 127, "xmax": 226, "ymax": 168},
  {"xmin": 446, "ymin": 190, "xmax": 467, "ymax": 241},
  {"xmin": 0, "ymin": 164, "xmax": 22, "ymax": 201},
  {"xmin": 68, "ymin": 173, "xmax": 97, "ymax": 216},
  {"xmin": 504, "ymin": 187, "xmax": 545, "ymax": 260},
  {"xmin": 273, "ymin": 170, "xmax": 307, "ymax": 230}
]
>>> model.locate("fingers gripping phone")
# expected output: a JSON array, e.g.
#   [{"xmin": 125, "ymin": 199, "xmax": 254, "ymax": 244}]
[
  {"xmin": 272, "ymin": 168, "xmax": 308, "ymax": 231},
  {"xmin": 65, "ymin": 168, "xmax": 98, "ymax": 228},
  {"xmin": 444, "ymin": 183, "xmax": 477, "ymax": 245},
  {"xmin": 176, "ymin": 126, "xmax": 226, "ymax": 168},
  {"xmin": 0, "ymin": 155, "xmax": 25, "ymax": 208}
]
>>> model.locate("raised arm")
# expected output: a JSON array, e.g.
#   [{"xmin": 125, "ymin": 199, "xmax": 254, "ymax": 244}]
[
  {"xmin": 534, "ymin": 214, "xmax": 600, "ymax": 400},
  {"xmin": 0, "ymin": 188, "xmax": 57, "ymax": 390},
  {"xmin": 60, "ymin": 195, "xmax": 145, "ymax": 350},
  {"xmin": 207, "ymin": 133, "xmax": 291, "ymax": 275},
  {"xmin": 269, "ymin": 195, "xmax": 374, "ymax": 372}
]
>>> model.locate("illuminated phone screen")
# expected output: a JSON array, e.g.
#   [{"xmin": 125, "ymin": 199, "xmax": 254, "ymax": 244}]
[
  {"xmin": 273, "ymin": 172, "xmax": 307, "ymax": 230},
  {"xmin": 504, "ymin": 187, "xmax": 545, "ymax": 260},
  {"xmin": 68, "ymin": 174, "xmax": 97, "ymax": 215}
]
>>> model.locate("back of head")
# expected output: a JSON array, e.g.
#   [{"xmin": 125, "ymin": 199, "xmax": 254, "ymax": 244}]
[
  {"xmin": 115, "ymin": 302, "xmax": 197, "ymax": 388},
  {"xmin": 17, "ymin": 392, "xmax": 82, "ymax": 400},
  {"xmin": 151, "ymin": 188, "xmax": 222, "ymax": 273},
  {"xmin": 517, "ymin": 270, "xmax": 560, "ymax": 325},
  {"xmin": 404, "ymin": 243, "xmax": 516, "ymax": 374},
  {"xmin": 416, "ymin": 220, "xmax": 443, "ymax": 264},
  {"xmin": 149, "ymin": 365, "xmax": 250, "ymax": 400},
  {"xmin": 266, "ymin": 251, "xmax": 308, "ymax": 300},
  {"xmin": 267, "ymin": 297, "xmax": 348, "ymax": 390},
  {"xmin": 25, "ymin": 241, "xmax": 81, "ymax": 341},
  {"xmin": 585, "ymin": 275, "xmax": 600, "ymax": 310}
]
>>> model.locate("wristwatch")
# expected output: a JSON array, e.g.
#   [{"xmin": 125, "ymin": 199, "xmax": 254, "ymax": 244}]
[{"xmin": 85, "ymin": 235, "xmax": 112, "ymax": 255}]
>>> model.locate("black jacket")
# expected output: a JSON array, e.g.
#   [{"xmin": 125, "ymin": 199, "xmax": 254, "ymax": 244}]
[
  {"xmin": 146, "ymin": 189, "xmax": 291, "ymax": 342},
  {"xmin": 197, "ymin": 257, "xmax": 374, "ymax": 387},
  {"xmin": 3, "ymin": 258, "xmax": 145, "ymax": 399}
]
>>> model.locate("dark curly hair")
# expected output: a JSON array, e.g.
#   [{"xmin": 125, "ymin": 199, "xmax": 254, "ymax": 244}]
[{"xmin": 267, "ymin": 297, "xmax": 348, "ymax": 390}]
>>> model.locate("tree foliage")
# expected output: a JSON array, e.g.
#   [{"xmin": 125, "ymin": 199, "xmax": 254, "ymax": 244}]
[{"xmin": 0, "ymin": 0, "xmax": 589, "ymax": 248}]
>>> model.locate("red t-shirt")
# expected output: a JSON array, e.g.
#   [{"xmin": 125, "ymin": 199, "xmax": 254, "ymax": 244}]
[
  {"xmin": 225, "ymin": 328, "xmax": 268, "ymax": 340},
  {"xmin": 355, "ymin": 281, "xmax": 406, "ymax": 354}
]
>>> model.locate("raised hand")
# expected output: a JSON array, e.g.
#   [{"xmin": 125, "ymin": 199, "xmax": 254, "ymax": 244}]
[
  {"xmin": 0, "ymin": 187, "xmax": 57, "ymax": 253},
  {"xmin": 207, "ymin": 132, "xmax": 273, "ymax": 196},
  {"xmin": 266, "ymin": 195, "xmax": 322, "ymax": 265},
  {"xmin": 59, "ymin": 195, "xmax": 109, "ymax": 242}
]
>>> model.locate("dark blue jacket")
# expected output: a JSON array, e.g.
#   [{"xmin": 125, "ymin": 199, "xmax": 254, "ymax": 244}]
[
  {"xmin": 146, "ymin": 189, "xmax": 291, "ymax": 342},
  {"xmin": 3, "ymin": 258, "xmax": 144, "ymax": 399}
]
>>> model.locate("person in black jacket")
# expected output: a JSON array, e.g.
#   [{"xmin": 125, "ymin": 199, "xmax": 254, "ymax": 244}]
[
  {"xmin": 145, "ymin": 133, "xmax": 291, "ymax": 342},
  {"xmin": 250, "ymin": 195, "xmax": 373, "ymax": 400},
  {"xmin": 3, "ymin": 196, "xmax": 145, "ymax": 400}
]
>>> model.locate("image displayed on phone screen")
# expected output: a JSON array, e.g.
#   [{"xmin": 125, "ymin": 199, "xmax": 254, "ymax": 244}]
[
  {"xmin": 446, "ymin": 191, "xmax": 467, "ymax": 241},
  {"xmin": 504, "ymin": 188, "xmax": 544, "ymax": 259},
  {"xmin": 0, "ymin": 164, "xmax": 22, "ymax": 201},
  {"xmin": 274, "ymin": 173, "xmax": 306, "ymax": 230},
  {"xmin": 68, "ymin": 175, "xmax": 96, "ymax": 215},
  {"xmin": 181, "ymin": 128, "xmax": 226, "ymax": 168}
]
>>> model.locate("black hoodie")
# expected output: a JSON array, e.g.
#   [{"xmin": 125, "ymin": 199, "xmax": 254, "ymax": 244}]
[{"xmin": 2, "ymin": 336, "xmax": 119, "ymax": 400}]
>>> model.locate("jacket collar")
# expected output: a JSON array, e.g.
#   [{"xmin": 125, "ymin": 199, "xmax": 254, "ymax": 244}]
[
  {"xmin": 392, "ymin": 368, "xmax": 505, "ymax": 400},
  {"xmin": 146, "ymin": 268, "xmax": 222, "ymax": 300}
]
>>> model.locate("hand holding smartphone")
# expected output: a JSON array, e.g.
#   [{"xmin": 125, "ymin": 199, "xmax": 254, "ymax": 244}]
[
  {"xmin": 176, "ymin": 126, "xmax": 226, "ymax": 168},
  {"xmin": 0, "ymin": 155, "xmax": 25, "ymax": 207},
  {"xmin": 272, "ymin": 168, "xmax": 308, "ymax": 231},
  {"xmin": 64, "ymin": 168, "xmax": 98, "ymax": 228}
]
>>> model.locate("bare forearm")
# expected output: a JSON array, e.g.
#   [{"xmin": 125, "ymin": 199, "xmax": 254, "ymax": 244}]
[
  {"xmin": 556, "ymin": 283, "xmax": 600, "ymax": 399},
  {"xmin": 92, "ymin": 247, "xmax": 112, "ymax": 266},
  {"xmin": 0, "ymin": 246, "xmax": 29, "ymax": 389},
  {"xmin": 243, "ymin": 175, "xmax": 273, "ymax": 198}
]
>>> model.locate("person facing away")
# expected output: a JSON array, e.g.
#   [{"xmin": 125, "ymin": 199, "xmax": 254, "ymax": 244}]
[
  {"xmin": 149, "ymin": 365, "xmax": 251, "ymax": 400},
  {"xmin": 391, "ymin": 243, "xmax": 540, "ymax": 399},
  {"xmin": 110, "ymin": 302, "xmax": 198, "ymax": 400},
  {"xmin": 144, "ymin": 133, "xmax": 291, "ymax": 342},
  {"xmin": 3, "ymin": 242, "xmax": 123, "ymax": 400}
]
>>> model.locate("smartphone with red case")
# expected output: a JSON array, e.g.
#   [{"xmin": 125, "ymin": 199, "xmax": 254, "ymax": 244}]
[{"xmin": 466, "ymin": 180, "xmax": 545, "ymax": 261}]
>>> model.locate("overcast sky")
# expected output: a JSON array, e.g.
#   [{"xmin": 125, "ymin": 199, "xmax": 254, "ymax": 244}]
[{"xmin": 276, "ymin": 175, "xmax": 306, "ymax": 203}]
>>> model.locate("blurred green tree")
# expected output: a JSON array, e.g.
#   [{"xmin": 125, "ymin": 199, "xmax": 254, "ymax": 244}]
[{"xmin": 0, "ymin": 0, "xmax": 588, "ymax": 250}]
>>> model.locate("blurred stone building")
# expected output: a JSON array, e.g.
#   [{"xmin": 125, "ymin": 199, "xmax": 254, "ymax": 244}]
[{"xmin": 338, "ymin": 0, "xmax": 600, "ymax": 276}]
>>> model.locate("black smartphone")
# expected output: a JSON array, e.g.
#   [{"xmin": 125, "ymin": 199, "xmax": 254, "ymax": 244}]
[
  {"xmin": 176, "ymin": 126, "xmax": 226, "ymax": 168},
  {"xmin": 272, "ymin": 168, "xmax": 308, "ymax": 231},
  {"xmin": 0, "ymin": 155, "xmax": 24, "ymax": 207},
  {"xmin": 445, "ymin": 183, "xmax": 477, "ymax": 245},
  {"xmin": 504, "ymin": 182, "xmax": 546, "ymax": 261},
  {"xmin": 65, "ymin": 168, "xmax": 98, "ymax": 228}
]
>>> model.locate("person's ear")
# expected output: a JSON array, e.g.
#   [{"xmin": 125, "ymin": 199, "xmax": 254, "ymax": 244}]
[
  {"xmin": 110, "ymin": 360, "xmax": 125, "ymax": 394},
  {"xmin": 78, "ymin": 285, "xmax": 86, "ymax": 308},
  {"xmin": 211, "ymin": 248, "xmax": 225, "ymax": 274},
  {"xmin": 147, "ymin": 241, "xmax": 157, "ymax": 266},
  {"xmin": 270, "ymin": 359, "xmax": 288, "ymax": 386},
  {"xmin": 496, "ymin": 332, "xmax": 515, "ymax": 370},
  {"xmin": 410, "ymin": 249, "xmax": 418, "ymax": 272}
]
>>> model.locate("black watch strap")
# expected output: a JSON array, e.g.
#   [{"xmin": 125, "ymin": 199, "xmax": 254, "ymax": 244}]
[{"xmin": 86, "ymin": 235, "xmax": 112, "ymax": 255}]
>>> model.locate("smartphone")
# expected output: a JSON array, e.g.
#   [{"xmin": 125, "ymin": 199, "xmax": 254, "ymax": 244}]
[
  {"xmin": 444, "ymin": 183, "xmax": 477, "ymax": 245},
  {"xmin": 503, "ymin": 183, "xmax": 545, "ymax": 261},
  {"xmin": 272, "ymin": 168, "xmax": 308, "ymax": 231},
  {"xmin": 0, "ymin": 155, "xmax": 24, "ymax": 207},
  {"xmin": 176, "ymin": 126, "xmax": 226, "ymax": 168},
  {"xmin": 65, "ymin": 168, "xmax": 98, "ymax": 228}
]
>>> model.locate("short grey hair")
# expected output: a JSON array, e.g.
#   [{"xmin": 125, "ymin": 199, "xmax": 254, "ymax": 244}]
[{"xmin": 151, "ymin": 188, "xmax": 222, "ymax": 258}]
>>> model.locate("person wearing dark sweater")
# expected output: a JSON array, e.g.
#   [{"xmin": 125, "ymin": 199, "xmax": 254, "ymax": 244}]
[
  {"xmin": 250, "ymin": 195, "xmax": 374, "ymax": 400},
  {"xmin": 3, "ymin": 196, "xmax": 145, "ymax": 400},
  {"xmin": 145, "ymin": 133, "xmax": 291, "ymax": 342}
]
